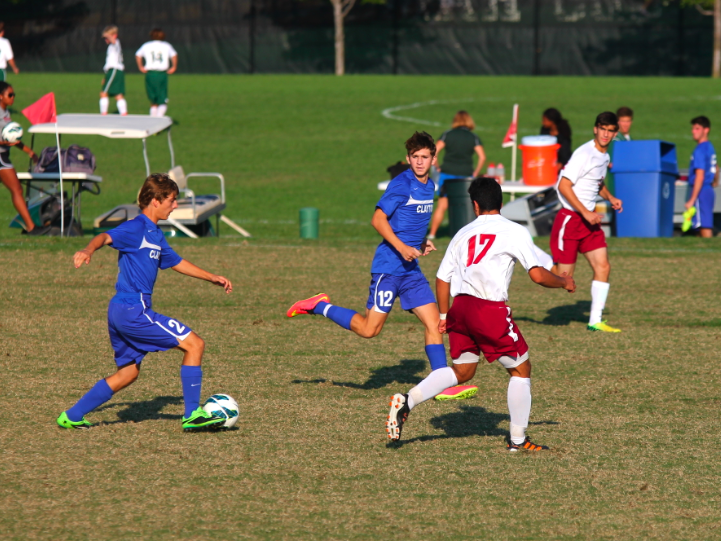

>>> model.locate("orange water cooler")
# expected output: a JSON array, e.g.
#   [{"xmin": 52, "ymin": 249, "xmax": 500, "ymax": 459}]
[{"xmin": 519, "ymin": 136, "xmax": 560, "ymax": 186}]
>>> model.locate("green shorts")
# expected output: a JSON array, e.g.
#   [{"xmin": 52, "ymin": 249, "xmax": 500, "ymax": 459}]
[
  {"xmin": 101, "ymin": 68, "xmax": 125, "ymax": 96},
  {"xmin": 145, "ymin": 71, "xmax": 168, "ymax": 105}
]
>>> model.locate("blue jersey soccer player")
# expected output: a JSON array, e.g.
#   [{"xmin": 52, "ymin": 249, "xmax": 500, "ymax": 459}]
[
  {"xmin": 287, "ymin": 131, "xmax": 463, "ymax": 382},
  {"xmin": 56, "ymin": 173, "xmax": 233, "ymax": 431},
  {"xmin": 685, "ymin": 116, "xmax": 718, "ymax": 238}
]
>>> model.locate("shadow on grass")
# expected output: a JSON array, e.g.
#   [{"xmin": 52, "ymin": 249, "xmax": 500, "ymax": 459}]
[
  {"xmin": 292, "ymin": 359, "xmax": 425, "ymax": 390},
  {"xmin": 389, "ymin": 405, "xmax": 558, "ymax": 448},
  {"xmin": 516, "ymin": 300, "xmax": 590, "ymax": 326},
  {"xmin": 96, "ymin": 395, "xmax": 183, "ymax": 424}
]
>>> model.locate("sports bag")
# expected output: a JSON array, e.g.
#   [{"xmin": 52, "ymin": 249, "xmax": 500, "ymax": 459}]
[{"xmin": 33, "ymin": 145, "xmax": 96, "ymax": 174}]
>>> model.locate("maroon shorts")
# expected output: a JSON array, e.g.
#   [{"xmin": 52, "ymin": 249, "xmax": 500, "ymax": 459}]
[
  {"xmin": 447, "ymin": 295, "xmax": 528, "ymax": 363},
  {"xmin": 550, "ymin": 208, "xmax": 607, "ymax": 265}
]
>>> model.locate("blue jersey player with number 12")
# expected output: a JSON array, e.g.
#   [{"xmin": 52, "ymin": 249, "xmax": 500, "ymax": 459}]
[
  {"xmin": 57, "ymin": 173, "xmax": 233, "ymax": 431},
  {"xmin": 288, "ymin": 132, "xmax": 471, "ymax": 393}
]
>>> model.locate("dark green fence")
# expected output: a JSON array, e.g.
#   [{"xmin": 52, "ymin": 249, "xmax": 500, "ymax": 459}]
[{"xmin": 2, "ymin": 0, "xmax": 715, "ymax": 76}]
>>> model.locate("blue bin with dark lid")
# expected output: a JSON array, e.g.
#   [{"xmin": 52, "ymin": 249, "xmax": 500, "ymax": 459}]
[{"xmin": 611, "ymin": 140, "xmax": 678, "ymax": 237}]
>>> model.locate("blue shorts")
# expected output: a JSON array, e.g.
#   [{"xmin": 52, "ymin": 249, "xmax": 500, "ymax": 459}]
[
  {"xmin": 108, "ymin": 295, "xmax": 192, "ymax": 367},
  {"xmin": 366, "ymin": 272, "xmax": 436, "ymax": 314},
  {"xmin": 692, "ymin": 187, "xmax": 716, "ymax": 230},
  {"xmin": 437, "ymin": 173, "xmax": 466, "ymax": 197}
]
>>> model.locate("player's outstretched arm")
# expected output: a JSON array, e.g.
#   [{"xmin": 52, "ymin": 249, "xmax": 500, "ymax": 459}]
[
  {"xmin": 171, "ymin": 259, "xmax": 232, "ymax": 293},
  {"xmin": 371, "ymin": 208, "xmax": 421, "ymax": 262},
  {"xmin": 599, "ymin": 183, "xmax": 622, "ymax": 212},
  {"xmin": 435, "ymin": 278, "xmax": 451, "ymax": 334},
  {"xmin": 73, "ymin": 233, "xmax": 112, "ymax": 268},
  {"xmin": 528, "ymin": 267, "xmax": 575, "ymax": 293}
]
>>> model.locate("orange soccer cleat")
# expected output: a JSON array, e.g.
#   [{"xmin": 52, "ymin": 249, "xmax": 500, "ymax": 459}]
[{"xmin": 286, "ymin": 293, "xmax": 330, "ymax": 318}]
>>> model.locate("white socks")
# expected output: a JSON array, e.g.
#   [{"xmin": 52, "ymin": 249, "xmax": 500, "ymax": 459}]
[
  {"xmin": 508, "ymin": 376, "xmax": 531, "ymax": 445},
  {"xmin": 406, "ymin": 367, "xmax": 458, "ymax": 410},
  {"xmin": 99, "ymin": 97, "xmax": 109, "ymax": 114},
  {"xmin": 150, "ymin": 105, "xmax": 158, "ymax": 117},
  {"xmin": 157, "ymin": 104, "xmax": 168, "ymax": 116},
  {"xmin": 590, "ymin": 280, "xmax": 610, "ymax": 325},
  {"xmin": 117, "ymin": 99, "xmax": 127, "ymax": 115}
]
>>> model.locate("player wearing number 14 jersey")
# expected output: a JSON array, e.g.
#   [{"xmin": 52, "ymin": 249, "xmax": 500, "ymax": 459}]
[
  {"xmin": 387, "ymin": 178, "xmax": 575, "ymax": 449},
  {"xmin": 56, "ymin": 174, "xmax": 233, "ymax": 431},
  {"xmin": 287, "ymin": 132, "xmax": 461, "ymax": 381}
]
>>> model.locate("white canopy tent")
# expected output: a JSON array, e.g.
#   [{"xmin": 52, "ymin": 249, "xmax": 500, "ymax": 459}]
[{"xmin": 28, "ymin": 114, "xmax": 175, "ymax": 176}]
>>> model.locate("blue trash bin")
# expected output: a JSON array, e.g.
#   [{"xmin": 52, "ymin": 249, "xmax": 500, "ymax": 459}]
[{"xmin": 611, "ymin": 140, "xmax": 678, "ymax": 237}]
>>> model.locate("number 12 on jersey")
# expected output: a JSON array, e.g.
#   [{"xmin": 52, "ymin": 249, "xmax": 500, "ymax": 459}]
[{"xmin": 466, "ymin": 234, "xmax": 496, "ymax": 267}]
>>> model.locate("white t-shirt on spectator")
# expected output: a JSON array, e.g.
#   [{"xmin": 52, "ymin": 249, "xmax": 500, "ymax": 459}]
[
  {"xmin": 556, "ymin": 140, "xmax": 610, "ymax": 212},
  {"xmin": 0, "ymin": 38, "xmax": 14, "ymax": 69},
  {"xmin": 136, "ymin": 41, "xmax": 177, "ymax": 72}
]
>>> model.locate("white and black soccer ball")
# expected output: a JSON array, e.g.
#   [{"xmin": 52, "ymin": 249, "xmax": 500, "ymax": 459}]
[
  {"xmin": 1, "ymin": 122, "xmax": 23, "ymax": 144},
  {"xmin": 202, "ymin": 393, "xmax": 239, "ymax": 428}
]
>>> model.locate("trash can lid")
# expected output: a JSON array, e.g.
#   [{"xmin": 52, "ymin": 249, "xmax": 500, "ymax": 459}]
[{"xmin": 521, "ymin": 135, "xmax": 558, "ymax": 146}]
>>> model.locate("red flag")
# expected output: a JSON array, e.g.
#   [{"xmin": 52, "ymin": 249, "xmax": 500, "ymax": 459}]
[
  {"xmin": 22, "ymin": 92, "xmax": 57, "ymax": 125},
  {"xmin": 502, "ymin": 103, "xmax": 518, "ymax": 148}
]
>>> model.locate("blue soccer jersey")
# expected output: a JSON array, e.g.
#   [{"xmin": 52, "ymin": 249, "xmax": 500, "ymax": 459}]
[
  {"xmin": 689, "ymin": 141, "xmax": 717, "ymax": 188},
  {"xmin": 371, "ymin": 168, "xmax": 435, "ymax": 276},
  {"xmin": 107, "ymin": 214, "xmax": 182, "ymax": 299}
]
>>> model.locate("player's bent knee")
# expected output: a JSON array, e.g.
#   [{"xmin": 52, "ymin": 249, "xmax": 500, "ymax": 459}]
[
  {"xmin": 452, "ymin": 352, "xmax": 479, "ymax": 382},
  {"xmin": 498, "ymin": 351, "xmax": 529, "ymax": 370}
]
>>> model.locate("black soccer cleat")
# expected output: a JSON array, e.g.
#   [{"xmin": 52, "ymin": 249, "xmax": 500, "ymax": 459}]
[
  {"xmin": 507, "ymin": 435, "xmax": 549, "ymax": 452},
  {"xmin": 386, "ymin": 393, "xmax": 410, "ymax": 441}
]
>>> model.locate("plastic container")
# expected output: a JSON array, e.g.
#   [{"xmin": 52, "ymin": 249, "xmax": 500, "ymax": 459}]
[
  {"xmin": 300, "ymin": 207, "xmax": 319, "ymax": 239},
  {"xmin": 519, "ymin": 135, "xmax": 560, "ymax": 186},
  {"xmin": 612, "ymin": 140, "xmax": 678, "ymax": 237},
  {"xmin": 496, "ymin": 163, "xmax": 505, "ymax": 183},
  {"xmin": 487, "ymin": 162, "xmax": 496, "ymax": 178}
]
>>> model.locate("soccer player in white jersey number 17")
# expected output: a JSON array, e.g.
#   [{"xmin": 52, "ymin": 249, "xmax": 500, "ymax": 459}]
[
  {"xmin": 550, "ymin": 112, "xmax": 623, "ymax": 333},
  {"xmin": 387, "ymin": 178, "xmax": 576, "ymax": 451}
]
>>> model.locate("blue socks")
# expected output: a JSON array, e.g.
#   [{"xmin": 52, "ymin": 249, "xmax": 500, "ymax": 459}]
[
  {"xmin": 425, "ymin": 344, "xmax": 448, "ymax": 371},
  {"xmin": 312, "ymin": 301, "xmax": 356, "ymax": 331},
  {"xmin": 66, "ymin": 379, "xmax": 114, "ymax": 422},
  {"xmin": 180, "ymin": 365, "xmax": 203, "ymax": 418}
]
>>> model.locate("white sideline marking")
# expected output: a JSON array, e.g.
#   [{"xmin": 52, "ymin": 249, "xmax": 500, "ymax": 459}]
[{"xmin": 380, "ymin": 97, "xmax": 509, "ymax": 128}]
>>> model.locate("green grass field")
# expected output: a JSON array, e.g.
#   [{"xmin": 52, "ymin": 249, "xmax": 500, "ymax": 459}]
[{"xmin": 1, "ymin": 75, "xmax": 721, "ymax": 540}]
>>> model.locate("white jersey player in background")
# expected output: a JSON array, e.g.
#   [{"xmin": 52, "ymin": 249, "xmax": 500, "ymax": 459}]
[
  {"xmin": 550, "ymin": 112, "xmax": 623, "ymax": 333},
  {"xmin": 136, "ymin": 28, "xmax": 178, "ymax": 117},
  {"xmin": 99, "ymin": 26, "xmax": 128, "ymax": 116},
  {"xmin": 387, "ymin": 177, "xmax": 575, "ymax": 451},
  {"xmin": 0, "ymin": 22, "xmax": 20, "ymax": 81}
]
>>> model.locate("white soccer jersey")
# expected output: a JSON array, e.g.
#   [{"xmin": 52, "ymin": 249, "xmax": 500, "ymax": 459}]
[
  {"xmin": 556, "ymin": 139, "xmax": 610, "ymax": 212},
  {"xmin": 0, "ymin": 37, "xmax": 14, "ymax": 69},
  {"xmin": 136, "ymin": 41, "xmax": 177, "ymax": 71},
  {"xmin": 103, "ymin": 40, "xmax": 124, "ymax": 71},
  {"xmin": 437, "ymin": 214, "xmax": 540, "ymax": 302}
]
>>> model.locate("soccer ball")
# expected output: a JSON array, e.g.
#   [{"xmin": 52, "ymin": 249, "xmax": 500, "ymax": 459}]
[
  {"xmin": 1, "ymin": 122, "xmax": 23, "ymax": 143},
  {"xmin": 202, "ymin": 394, "xmax": 239, "ymax": 428}
]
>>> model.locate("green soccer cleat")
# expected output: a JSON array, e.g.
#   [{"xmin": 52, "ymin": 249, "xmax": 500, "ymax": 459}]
[
  {"xmin": 182, "ymin": 407, "xmax": 225, "ymax": 432},
  {"xmin": 681, "ymin": 206, "xmax": 696, "ymax": 233},
  {"xmin": 434, "ymin": 385, "xmax": 478, "ymax": 401},
  {"xmin": 587, "ymin": 321, "xmax": 621, "ymax": 333},
  {"xmin": 56, "ymin": 411, "xmax": 92, "ymax": 430}
]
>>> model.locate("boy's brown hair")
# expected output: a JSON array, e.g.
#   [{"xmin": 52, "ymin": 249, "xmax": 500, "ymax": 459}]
[
  {"xmin": 405, "ymin": 131, "xmax": 436, "ymax": 157},
  {"xmin": 138, "ymin": 173, "xmax": 179, "ymax": 209},
  {"xmin": 150, "ymin": 28, "xmax": 166, "ymax": 41}
]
